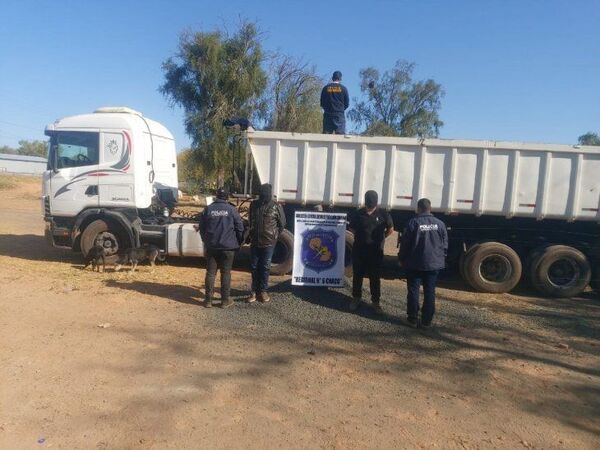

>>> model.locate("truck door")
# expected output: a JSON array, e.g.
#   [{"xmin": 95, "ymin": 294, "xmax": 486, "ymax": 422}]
[
  {"xmin": 47, "ymin": 130, "xmax": 100, "ymax": 216},
  {"xmin": 97, "ymin": 131, "xmax": 135, "ymax": 208}
]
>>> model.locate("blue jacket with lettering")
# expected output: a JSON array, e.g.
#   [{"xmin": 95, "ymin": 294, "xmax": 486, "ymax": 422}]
[
  {"xmin": 199, "ymin": 199, "xmax": 244, "ymax": 251},
  {"xmin": 399, "ymin": 213, "xmax": 448, "ymax": 271}
]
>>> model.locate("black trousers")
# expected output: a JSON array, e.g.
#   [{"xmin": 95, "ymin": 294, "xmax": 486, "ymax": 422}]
[
  {"xmin": 322, "ymin": 112, "xmax": 346, "ymax": 134},
  {"xmin": 205, "ymin": 249, "xmax": 235, "ymax": 301},
  {"xmin": 406, "ymin": 269, "xmax": 439, "ymax": 324},
  {"xmin": 352, "ymin": 248, "xmax": 383, "ymax": 303}
]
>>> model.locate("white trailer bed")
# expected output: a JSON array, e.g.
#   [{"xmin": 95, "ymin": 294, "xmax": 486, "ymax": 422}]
[{"xmin": 245, "ymin": 130, "xmax": 600, "ymax": 222}]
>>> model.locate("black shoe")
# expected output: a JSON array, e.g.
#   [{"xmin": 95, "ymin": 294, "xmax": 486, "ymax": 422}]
[
  {"xmin": 406, "ymin": 317, "xmax": 418, "ymax": 328},
  {"xmin": 372, "ymin": 303, "xmax": 383, "ymax": 315},
  {"xmin": 349, "ymin": 297, "xmax": 361, "ymax": 311},
  {"xmin": 421, "ymin": 321, "xmax": 432, "ymax": 329}
]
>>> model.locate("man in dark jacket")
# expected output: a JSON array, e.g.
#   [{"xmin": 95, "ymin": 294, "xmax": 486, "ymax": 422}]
[
  {"xmin": 247, "ymin": 183, "xmax": 286, "ymax": 303},
  {"xmin": 399, "ymin": 198, "xmax": 448, "ymax": 328},
  {"xmin": 195, "ymin": 187, "xmax": 244, "ymax": 308},
  {"xmin": 348, "ymin": 190, "xmax": 394, "ymax": 314},
  {"xmin": 320, "ymin": 71, "xmax": 350, "ymax": 134}
]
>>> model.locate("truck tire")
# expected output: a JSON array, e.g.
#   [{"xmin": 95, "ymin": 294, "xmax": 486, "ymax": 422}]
[
  {"xmin": 80, "ymin": 219, "xmax": 122, "ymax": 258},
  {"xmin": 270, "ymin": 229, "xmax": 294, "ymax": 275},
  {"xmin": 463, "ymin": 242, "xmax": 522, "ymax": 293},
  {"xmin": 459, "ymin": 243, "xmax": 480, "ymax": 285},
  {"xmin": 530, "ymin": 245, "xmax": 591, "ymax": 298},
  {"xmin": 345, "ymin": 230, "xmax": 354, "ymax": 277}
]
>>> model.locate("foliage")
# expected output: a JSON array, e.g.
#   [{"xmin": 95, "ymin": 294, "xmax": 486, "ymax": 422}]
[
  {"xmin": 578, "ymin": 132, "xmax": 600, "ymax": 146},
  {"xmin": 264, "ymin": 54, "xmax": 323, "ymax": 133},
  {"xmin": 161, "ymin": 21, "xmax": 267, "ymax": 187},
  {"xmin": 177, "ymin": 148, "xmax": 212, "ymax": 194},
  {"xmin": 0, "ymin": 140, "xmax": 47, "ymax": 157},
  {"xmin": 349, "ymin": 60, "xmax": 444, "ymax": 138}
]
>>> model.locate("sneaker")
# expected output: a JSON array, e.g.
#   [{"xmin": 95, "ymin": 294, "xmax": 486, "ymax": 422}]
[
  {"xmin": 406, "ymin": 317, "xmax": 418, "ymax": 328},
  {"xmin": 221, "ymin": 298, "xmax": 234, "ymax": 308},
  {"xmin": 349, "ymin": 297, "xmax": 361, "ymax": 311},
  {"xmin": 420, "ymin": 321, "xmax": 432, "ymax": 329},
  {"xmin": 372, "ymin": 303, "xmax": 383, "ymax": 315},
  {"xmin": 258, "ymin": 292, "xmax": 270, "ymax": 303},
  {"xmin": 204, "ymin": 298, "xmax": 213, "ymax": 308},
  {"xmin": 246, "ymin": 293, "xmax": 257, "ymax": 303}
]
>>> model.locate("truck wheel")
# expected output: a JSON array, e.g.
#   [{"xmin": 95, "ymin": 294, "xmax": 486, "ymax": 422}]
[
  {"xmin": 270, "ymin": 229, "xmax": 294, "ymax": 275},
  {"xmin": 463, "ymin": 242, "xmax": 522, "ymax": 293},
  {"xmin": 459, "ymin": 243, "xmax": 480, "ymax": 285},
  {"xmin": 81, "ymin": 219, "xmax": 121, "ymax": 257},
  {"xmin": 345, "ymin": 230, "xmax": 354, "ymax": 277},
  {"xmin": 530, "ymin": 245, "xmax": 591, "ymax": 298}
]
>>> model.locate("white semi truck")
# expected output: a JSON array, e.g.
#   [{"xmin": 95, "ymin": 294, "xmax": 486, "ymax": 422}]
[{"xmin": 43, "ymin": 107, "xmax": 600, "ymax": 297}]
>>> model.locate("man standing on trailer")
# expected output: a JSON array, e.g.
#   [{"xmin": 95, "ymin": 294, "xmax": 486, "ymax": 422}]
[
  {"xmin": 195, "ymin": 187, "xmax": 244, "ymax": 308},
  {"xmin": 320, "ymin": 71, "xmax": 350, "ymax": 134},
  {"xmin": 348, "ymin": 190, "xmax": 394, "ymax": 314},
  {"xmin": 247, "ymin": 183, "xmax": 286, "ymax": 303},
  {"xmin": 399, "ymin": 198, "xmax": 448, "ymax": 328}
]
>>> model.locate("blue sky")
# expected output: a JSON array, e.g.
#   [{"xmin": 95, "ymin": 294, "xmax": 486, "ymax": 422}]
[{"xmin": 1, "ymin": 0, "xmax": 598, "ymax": 151}]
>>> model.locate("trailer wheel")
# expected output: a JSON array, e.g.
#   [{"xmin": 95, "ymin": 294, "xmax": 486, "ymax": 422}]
[
  {"xmin": 81, "ymin": 219, "xmax": 122, "ymax": 257},
  {"xmin": 463, "ymin": 242, "xmax": 522, "ymax": 293},
  {"xmin": 530, "ymin": 245, "xmax": 591, "ymax": 298},
  {"xmin": 459, "ymin": 243, "xmax": 480, "ymax": 284},
  {"xmin": 590, "ymin": 263, "xmax": 600, "ymax": 296},
  {"xmin": 270, "ymin": 229, "xmax": 294, "ymax": 275},
  {"xmin": 344, "ymin": 230, "xmax": 354, "ymax": 277}
]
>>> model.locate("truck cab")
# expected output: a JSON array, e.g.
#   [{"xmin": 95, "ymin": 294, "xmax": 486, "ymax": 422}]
[{"xmin": 43, "ymin": 107, "xmax": 178, "ymax": 255}]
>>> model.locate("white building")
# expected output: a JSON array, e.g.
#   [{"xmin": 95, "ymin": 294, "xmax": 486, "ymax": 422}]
[{"xmin": 0, "ymin": 153, "xmax": 47, "ymax": 175}]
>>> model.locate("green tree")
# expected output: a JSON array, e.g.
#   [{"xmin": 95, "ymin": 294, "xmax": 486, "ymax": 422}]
[
  {"xmin": 17, "ymin": 140, "xmax": 47, "ymax": 157},
  {"xmin": 349, "ymin": 60, "xmax": 444, "ymax": 138},
  {"xmin": 161, "ymin": 21, "xmax": 267, "ymax": 186},
  {"xmin": 0, "ymin": 145, "xmax": 17, "ymax": 154},
  {"xmin": 265, "ymin": 54, "xmax": 323, "ymax": 133},
  {"xmin": 578, "ymin": 132, "xmax": 600, "ymax": 146},
  {"xmin": 177, "ymin": 148, "xmax": 210, "ymax": 193}
]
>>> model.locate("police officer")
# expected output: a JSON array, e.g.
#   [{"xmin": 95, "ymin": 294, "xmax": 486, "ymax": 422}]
[
  {"xmin": 195, "ymin": 187, "xmax": 244, "ymax": 308},
  {"xmin": 399, "ymin": 198, "xmax": 448, "ymax": 328},
  {"xmin": 320, "ymin": 71, "xmax": 350, "ymax": 134},
  {"xmin": 348, "ymin": 190, "xmax": 394, "ymax": 314}
]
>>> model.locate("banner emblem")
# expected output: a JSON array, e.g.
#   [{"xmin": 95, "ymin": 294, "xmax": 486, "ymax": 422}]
[{"xmin": 301, "ymin": 228, "xmax": 338, "ymax": 273}]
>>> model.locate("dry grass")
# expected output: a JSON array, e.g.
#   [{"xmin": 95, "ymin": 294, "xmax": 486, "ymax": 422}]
[
  {"xmin": 0, "ymin": 174, "xmax": 40, "ymax": 191},
  {"xmin": 0, "ymin": 175, "xmax": 17, "ymax": 190}
]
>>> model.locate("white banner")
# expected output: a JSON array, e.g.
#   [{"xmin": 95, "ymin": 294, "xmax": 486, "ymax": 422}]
[{"xmin": 292, "ymin": 212, "xmax": 347, "ymax": 287}]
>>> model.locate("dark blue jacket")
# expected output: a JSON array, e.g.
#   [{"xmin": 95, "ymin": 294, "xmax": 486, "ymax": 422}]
[
  {"xmin": 399, "ymin": 213, "xmax": 448, "ymax": 271},
  {"xmin": 320, "ymin": 82, "xmax": 349, "ymax": 114},
  {"xmin": 199, "ymin": 199, "xmax": 244, "ymax": 251}
]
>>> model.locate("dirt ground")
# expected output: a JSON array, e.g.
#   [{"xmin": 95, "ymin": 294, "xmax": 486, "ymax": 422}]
[{"xmin": 0, "ymin": 175, "xmax": 598, "ymax": 449}]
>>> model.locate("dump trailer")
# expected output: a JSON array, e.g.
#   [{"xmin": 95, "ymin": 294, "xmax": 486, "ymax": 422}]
[{"xmin": 244, "ymin": 130, "xmax": 600, "ymax": 297}]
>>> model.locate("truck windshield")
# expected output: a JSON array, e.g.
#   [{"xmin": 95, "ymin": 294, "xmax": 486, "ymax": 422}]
[{"xmin": 47, "ymin": 131, "xmax": 99, "ymax": 169}]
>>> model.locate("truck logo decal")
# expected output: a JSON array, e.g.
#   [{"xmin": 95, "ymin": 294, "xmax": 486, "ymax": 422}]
[{"xmin": 300, "ymin": 228, "xmax": 338, "ymax": 273}]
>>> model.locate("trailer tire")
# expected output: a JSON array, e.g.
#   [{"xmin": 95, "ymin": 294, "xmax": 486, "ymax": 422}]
[
  {"xmin": 530, "ymin": 245, "xmax": 591, "ymax": 298},
  {"xmin": 590, "ymin": 263, "xmax": 600, "ymax": 296},
  {"xmin": 463, "ymin": 242, "xmax": 522, "ymax": 293},
  {"xmin": 270, "ymin": 229, "xmax": 294, "ymax": 275},
  {"xmin": 459, "ymin": 243, "xmax": 480, "ymax": 284},
  {"xmin": 81, "ymin": 219, "xmax": 123, "ymax": 258}
]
